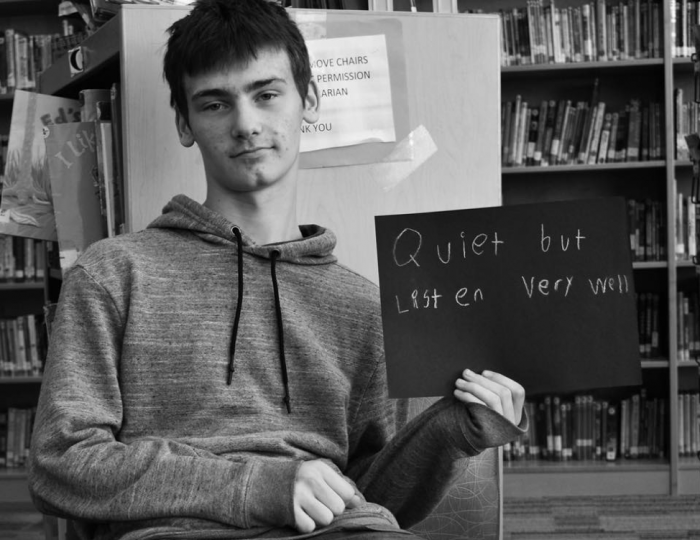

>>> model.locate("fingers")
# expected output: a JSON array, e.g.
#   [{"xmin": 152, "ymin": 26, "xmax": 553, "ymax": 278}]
[
  {"xmin": 293, "ymin": 460, "xmax": 359, "ymax": 533},
  {"xmin": 454, "ymin": 369, "xmax": 526, "ymax": 425}
]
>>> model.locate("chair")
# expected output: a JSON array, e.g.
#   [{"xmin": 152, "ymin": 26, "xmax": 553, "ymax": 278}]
[
  {"xmin": 406, "ymin": 398, "xmax": 502, "ymax": 540},
  {"xmin": 44, "ymin": 407, "xmax": 502, "ymax": 540}
]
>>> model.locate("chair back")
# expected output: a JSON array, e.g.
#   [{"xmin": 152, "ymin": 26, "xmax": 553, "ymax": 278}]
[{"xmin": 405, "ymin": 398, "xmax": 503, "ymax": 540}]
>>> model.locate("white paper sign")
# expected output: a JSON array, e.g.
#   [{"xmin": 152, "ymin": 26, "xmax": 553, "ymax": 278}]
[{"xmin": 301, "ymin": 34, "xmax": 396, "ymax": 153}]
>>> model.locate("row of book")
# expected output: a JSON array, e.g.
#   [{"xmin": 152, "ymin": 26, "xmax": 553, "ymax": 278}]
[
  {"xmin": 0, "ymin": 314, "xmax": 45, "ymax": 378},
  {"xmin": 0, "ymin": 29, "xmax": 88, "ymax": 94},
  {"xmin": 505, "ymin": 391, "xmax": 668, "ymax": 462},
  {"xmin": 0, "ymin": 407, "xmax": 34, "ymax": 469},
  {"xmin": 636, "ymin": 292, "xmax": 662, "ymax": 358},
  {"xmin": 502, "ymin": 94, "xmax": 664, "ymax": 168},
  {"xmin": 678, "ymin": 391, "xmax": 700, "ymax": 457},
  {"xmin": 628, "ymin": 198, "xmax": 666, "ymax": 263},
  {"xmin": 675, "ymin": 192, "xmax": 698, "ymax": 263},
  {"xmin": 670, "ymin": 0, "xmax": 700, "ymax": 58},
  {"xmin": 677, "ymin": 289, "xmax": 700, "ymax": 361},
  {"xmin": 490, "ymin": 0, "xmax": 662, "ymax": 67},
  {"xmin": 0, "ymin": 235, "xmax": 45, "ymax": 282},
  {"xmin": 674, "ymin": 88, "xmax": 700, "ymax": 162}
]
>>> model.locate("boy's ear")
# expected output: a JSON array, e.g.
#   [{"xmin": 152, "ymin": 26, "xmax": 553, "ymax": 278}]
[
  {"xmin": 175, "ymin": 108, "xmax": 195, "ymax": 148},
  {"xmin": 302, "ymin": 79, "xmax": 320, "ymax": 124}
]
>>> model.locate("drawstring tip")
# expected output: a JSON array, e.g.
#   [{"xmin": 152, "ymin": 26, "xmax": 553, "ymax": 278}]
[
  {"xmin": 283, "ymin": 395, "xmax": 292, "ymax": 414},
  {"xmin": 226, "ymin": 367, "xmax": 234, "ymax": 385}
]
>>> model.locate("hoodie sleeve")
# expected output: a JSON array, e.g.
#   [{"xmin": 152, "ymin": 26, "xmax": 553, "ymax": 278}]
[
  {"xmin": 345, "ymin": 360, "xmax": 527, "ymax": 529},
  {"xmin": 28, "ymin": 265, "xmax": 298, "ymax": 529}
]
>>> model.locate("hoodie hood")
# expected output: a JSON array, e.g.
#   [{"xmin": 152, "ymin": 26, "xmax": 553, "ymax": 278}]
[
  {"xmin": 147, "ymin": 194, "xmax": 338, "ymax": 265},
  {"xmin": 147, "ymin": 194, "xmax": 338, "ymax": 413}
]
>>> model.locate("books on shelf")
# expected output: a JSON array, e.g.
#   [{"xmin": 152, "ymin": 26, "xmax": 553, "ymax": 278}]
[
  {"xmin": 0, "ymin": 235, "xmax": 45, "ymax": 282},
  {"xmin": 670, "ymin": 0, "xmax": 700, "ymax": 58},
  {"xmin": 506, "ymin": 390, "xmax": 667, "ymax": 463},
  {"xmin": 636, "ymin": 291, "xmax": 662, "ymax": 358},
  {"xmin": 502, "ymin": 97, "xmax": 663, "ymax": 168},
  {"xmin": 0, "ymin": 407, "xmax": 36, "ymax": 469},
  {"xmin": 674, "ymin": 191, "xmax": 699, "ymax": 263},
  {"xmin": 0, "ymin": 28, "xmax": 90, "ymax": 95},
  {"xmin": 627, "ymin": 198, "xmax": 665, "ymax": 262},
  {"xmin": 498, "ymin": 0, "xmax": 662, "ymax": 67},
  {"xmin": 678, "ymin": 392, "xmax": 700, "ymax": 457},
  {"xmin": 677, "ymin": 289, "xmax": 700, "ymax": 361},
  {"xmin": 0, "ymin": 313, "xmax": 45, "ymax": 378}
]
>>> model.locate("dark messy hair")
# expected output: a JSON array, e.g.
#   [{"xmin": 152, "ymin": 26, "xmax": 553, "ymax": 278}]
[{"xmin": 163, "ymin": 0, "xmax": 312, "ymax": 121}]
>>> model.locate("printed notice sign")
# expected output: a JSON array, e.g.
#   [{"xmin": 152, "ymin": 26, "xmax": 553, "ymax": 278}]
[
  {"xmin": 375, "ymin": 198, "xmax": 643, "ymax": 398},
  {"xmin": 301, "ymin": 35, "xmax": 396, "ymax": 153}
]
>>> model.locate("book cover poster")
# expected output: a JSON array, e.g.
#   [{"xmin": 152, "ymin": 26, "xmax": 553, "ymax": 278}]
[
  {"xmin": 375, "ymin": 197, "xmax": 642, "ymax": 398},
  {"xmin": 44, "ymin": 122, "xmax": 105, "ymax": 270},
  {"xmin": 0, "ymin": 90, "xmax": 81, "ymax": 241}
]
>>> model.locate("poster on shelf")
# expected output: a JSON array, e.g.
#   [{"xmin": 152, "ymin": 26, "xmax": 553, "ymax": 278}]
[{"xmin": 0, "ymin": 90, "xmax": 80, "ymax": 241}]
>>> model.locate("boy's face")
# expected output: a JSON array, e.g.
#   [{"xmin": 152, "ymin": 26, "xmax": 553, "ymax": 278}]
[{"xmin": 176, "ymin": 47, "xmax": 318, "ymax": 196}]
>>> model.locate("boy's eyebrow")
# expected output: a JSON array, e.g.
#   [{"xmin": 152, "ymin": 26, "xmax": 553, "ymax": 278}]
[{"xmin": 191, "ymin": 78, "xmax": 288, "ymax": 101}]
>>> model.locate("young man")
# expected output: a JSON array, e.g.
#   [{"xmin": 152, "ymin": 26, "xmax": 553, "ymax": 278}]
[{"xmin": 28, "ymin": 1, "xmax": 526, "ymax": 538}]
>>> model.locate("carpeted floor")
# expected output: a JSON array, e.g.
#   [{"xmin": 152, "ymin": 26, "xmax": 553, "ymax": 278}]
[
  {"xmin": 0, "ymin": 503, "xmax": 44, "ymax": 540},
  {"xmin": 502, "ymin": 495, "xmax": 700, "ymax": 539},
  {"xmin": 1, "ymin": 496, "xmax": 700, "ymax": 540}
]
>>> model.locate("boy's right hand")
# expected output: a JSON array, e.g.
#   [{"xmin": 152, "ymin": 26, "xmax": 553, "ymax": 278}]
[{"xmin": 293, "ymin": 460, "xmax": 362, "ymax": 533}]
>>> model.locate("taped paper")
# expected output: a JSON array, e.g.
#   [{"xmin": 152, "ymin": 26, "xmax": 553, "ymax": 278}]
[
  {"xmin": 59, "ymin": 248, "xmax": 79, "ymax": 270},
  {"xmin": 369, "ymin": 125, "xmax": 437, "ymax": 192}
]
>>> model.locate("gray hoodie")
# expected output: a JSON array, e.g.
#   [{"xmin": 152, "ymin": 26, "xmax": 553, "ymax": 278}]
[{"xmin": 28, "ymin": 195, "xmax": 525, "ymax": 540}]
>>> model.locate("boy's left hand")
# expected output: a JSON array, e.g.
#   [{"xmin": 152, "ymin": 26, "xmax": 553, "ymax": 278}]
[{"xmin": 454, "ymin": 369, "xmax": 525, "ymax": 426}]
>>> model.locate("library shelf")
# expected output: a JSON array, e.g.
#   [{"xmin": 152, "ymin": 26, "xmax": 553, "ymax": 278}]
[
  {"xmin": 634, "ymin": 261, "xmax": 669, "ymax": 269},
  {"xmin": 38, "ymin": 14, "xmax": 120, "ymax": 97},
  {"xmin": 502, "ymin": 58, "xmax": 665, "ymax": 76},
  {"xmin": 0, "ymin": 377, "xmax": 42, "ymax": 384},
  {"xmin": 503, "ymin": 458, "xmax": 674, "ymax": 498},
  {"xmin": 502, "ymin": 161, "xmax": 667, "ymax": 175},
  {"xmin": 0, "ymin": 282, "xmax": 44, "ymax": 291},
  {"xmin": 0, "ymin": 468, "xmax": 28, "ymax": 480},
  {"xmin": 641, "ymin": 359, "xmax": 670, "ymax": 368}
]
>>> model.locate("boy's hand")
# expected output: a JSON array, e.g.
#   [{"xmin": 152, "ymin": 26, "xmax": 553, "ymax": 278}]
[
  {"xmin": 454, "ymin": 369, "xmax": 526, "ymax": 426},
  {"xmin": 293, "ymin": 460, "xmax": 362, "ymax": 533}
]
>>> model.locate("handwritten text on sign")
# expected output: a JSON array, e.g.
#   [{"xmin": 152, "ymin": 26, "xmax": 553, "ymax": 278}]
[
  {"xmin": 375, "ymin": 198, "xmax": 642, "ymax": 398},
  {"xmin": 301, "ymin": 35, "xmax": 395, "ymax": 153}
]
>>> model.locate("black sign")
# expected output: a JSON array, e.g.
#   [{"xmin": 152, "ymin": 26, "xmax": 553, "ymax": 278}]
[{"xmin": 375, "ymin": 198, "xmax": 643, "ymax": 398}]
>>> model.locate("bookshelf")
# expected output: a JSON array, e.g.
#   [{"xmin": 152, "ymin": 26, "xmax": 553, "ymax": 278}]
[
  {"xmin": 28, "ymin": 0, "xmax": 700, "ymax": 502},
  {"xmin": 363, "ymin": 0, "xmax": 700, "ymax": 498},
  {"xmin": 0, "ymin": 0, "xmax": 61, "ymax": 503}
]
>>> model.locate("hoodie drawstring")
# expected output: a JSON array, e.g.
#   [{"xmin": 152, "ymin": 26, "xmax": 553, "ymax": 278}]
[
  {"xmin": 226, "ymin": 228, "xmax": 292, "ymax": 414},
  {"xmin": 270, "ymin": 249, "xmax": 292, "ymax": 414},
  {"xmin": 227, "ymin": 227, "xmax": 245, "ymax": 385}
]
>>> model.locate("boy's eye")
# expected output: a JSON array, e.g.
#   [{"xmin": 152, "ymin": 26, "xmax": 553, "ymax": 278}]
[{"xmin": 258, "ymin": 92, "xmax": 277, "ymax": 102}]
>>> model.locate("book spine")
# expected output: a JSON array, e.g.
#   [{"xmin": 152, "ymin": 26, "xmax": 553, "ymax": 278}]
[{"xmin": 587, "ymin": 102, "xmax": 607, "ymax": 164}]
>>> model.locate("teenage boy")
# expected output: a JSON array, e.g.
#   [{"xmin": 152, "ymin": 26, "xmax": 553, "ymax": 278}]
[{"xmin": 28, "ymin": 1, "xmax": 526, "ymax": 538}]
